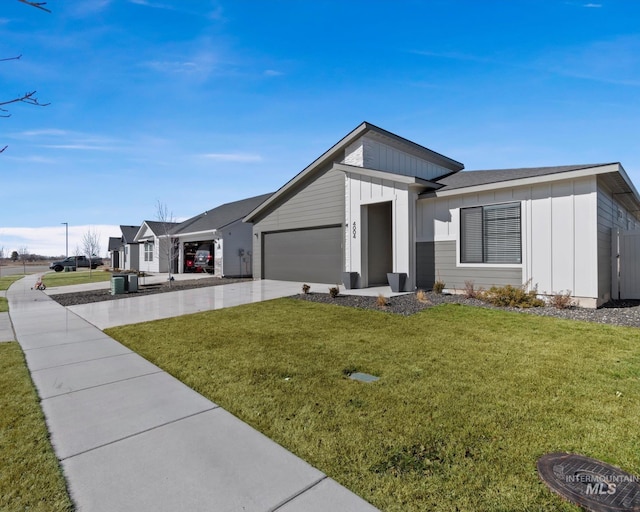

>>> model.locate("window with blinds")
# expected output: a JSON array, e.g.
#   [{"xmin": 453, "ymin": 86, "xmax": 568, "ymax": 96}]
[{"xmin": 460, "ymin": 203, "xmax": 521, "ymax": 264}]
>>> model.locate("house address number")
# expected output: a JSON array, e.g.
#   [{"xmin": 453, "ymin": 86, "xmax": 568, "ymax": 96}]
[{"xmin": 352, "ymin": 221, "xmax": 357, "ymax": 239}]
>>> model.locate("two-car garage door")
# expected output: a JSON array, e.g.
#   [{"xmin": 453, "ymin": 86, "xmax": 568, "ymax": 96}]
[{"xmin": 263, "ymin": 226, "xmax": 343, "ymax": 283}]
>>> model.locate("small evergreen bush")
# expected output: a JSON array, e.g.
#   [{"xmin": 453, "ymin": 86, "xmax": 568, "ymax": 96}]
[{"xmin": 433, "ymin": 280, "xmax": 445, "ymax": 294}]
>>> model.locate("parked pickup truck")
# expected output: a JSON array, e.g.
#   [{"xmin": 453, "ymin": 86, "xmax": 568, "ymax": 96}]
[{"xmin": 49, "ymin": 256, "xmax": 104, "ymax": 272}]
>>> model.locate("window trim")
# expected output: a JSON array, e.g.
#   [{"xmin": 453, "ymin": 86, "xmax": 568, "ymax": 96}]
[
  {"xmin": 144, "ymin": 241, "xmax": 154, "ymax": 262},
  {"xmin": 459, "ymin": 202, "xmax": 522, "ymax": 266}
]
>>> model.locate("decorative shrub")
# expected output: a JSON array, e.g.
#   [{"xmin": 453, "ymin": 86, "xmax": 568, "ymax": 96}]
[
  {"xmin": 329, "ymin": 286, "xmax": 340, "ymax": 298},
  {"xmin": 481, "ymin": 284, "xmax": 545, "ymax": 308},
  {"xmin": 416, "ymin": 290, "xmax": 429, "ymax": 303},
  {"xmin": 302, "ymin": 284, "xmax": 311, "ymax": 294},
  {"xmin": 548, "ymin": 290, "xmax": 575, "ymax": 309},
  {"xmin": 463, "ymin": 280, "xmax": 482, "ymax": 299},
  {"xmin": 433, "ymin": 280, "xmax": 445, "ymax": 294}
]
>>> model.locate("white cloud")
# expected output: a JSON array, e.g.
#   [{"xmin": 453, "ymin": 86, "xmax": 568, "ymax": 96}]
[
  {"xmin": 537, "ymin": 35, "xmax": 640, "ymax": 86},
  {"xmin": 67, "ymin": 0, "xmax": 112, "ymax": 17},
  {"xmin": 41, "ymin": 144, "xmax": 114, "ymax": 151},
  {"xmin": 200, "ymin": 153, "xmax": 263, "ymax": 162},
  {"xmin": 14, "ymin": 129, "xmax": 124, "ymax": 152},
  {"xmin": 0, "ymin": 225, "xmax": 121, "ymax": 257},
  {"xmin": 583, "ymin": 3, "xmax": 602, "ymax": 7},
  {"xmin": 17, "ymin": 129, "xmax": 69, "ymax": 137},
  {"xmin": 145, "ymin": 60, "xmax": 199, "ymax": 73},
  {"xmin": 264, "ymin": 69, "xmax": 284, "ymax": 77}
]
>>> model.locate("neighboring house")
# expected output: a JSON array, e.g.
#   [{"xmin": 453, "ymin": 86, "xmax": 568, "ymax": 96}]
[
  {"xmin": 134, "ymin": 221, "xmax": 178, "ymax": 273},
  {"xmin": 244, "ymin": 122, "xmax": 640, "ymax": 307},
  {"xmin": 119, "ymin": 225, "xmax": 141, "ymax": 271},
  {"xmin": 107, "ymin": 237, "xmax": 121, "ymax": 269},
  {"xmin": 171, "ymin": 193, "xmax": 272, "ymax": 277}
]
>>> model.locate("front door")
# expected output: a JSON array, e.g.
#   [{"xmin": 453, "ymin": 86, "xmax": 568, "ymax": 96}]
[{"xmin": 367, "ymin": 202, "xmax": 393, "ymax": 286}]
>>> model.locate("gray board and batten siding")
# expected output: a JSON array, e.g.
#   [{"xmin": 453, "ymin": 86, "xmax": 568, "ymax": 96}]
[
  {"xmin": 252, "ymin": 167, "xmax": 346, "ymax": 280},
  {"xmin": 597, "ymin": 176, "xmax": 640, "ymax": 301},
  {"xmin": 416, "ymin": 241, "xmax": 522, "ymax": 291}
]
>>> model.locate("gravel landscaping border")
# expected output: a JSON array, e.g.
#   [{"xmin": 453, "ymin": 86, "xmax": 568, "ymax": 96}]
[{"xmin": 294, "ymin": 291, "xmax": 640, "ymax": 329}]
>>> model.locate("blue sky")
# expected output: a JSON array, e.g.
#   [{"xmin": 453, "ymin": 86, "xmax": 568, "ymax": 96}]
[{"xmin": 2, "ymin": 0, "xmax": 640, "ymax": 256}]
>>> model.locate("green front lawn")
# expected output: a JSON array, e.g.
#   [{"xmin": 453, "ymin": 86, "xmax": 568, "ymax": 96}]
[
  {"xmin": 42, "ymin": 269, "xmax": 112, "ymax": 287},
  {"xmin": 0, "ymin": 275, "xmax": 23, "ymax": 291},
  {"xmin": 106, "ymin": 300, "xmax": 640, "ymax": 511},
  {"xmin": 0, "ymin": 297, "xmax": 7, "ymax": 313},
  {"xmin": 0, "ymin": 343, "xmax": 73, "ymax": 511}
]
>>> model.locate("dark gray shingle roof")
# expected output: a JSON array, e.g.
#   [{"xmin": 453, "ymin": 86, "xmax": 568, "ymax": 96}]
[
  {"xmin": 172, "ymin": 193, "xmax": 273, "ymax": 235},
  {"xmin": 432, "ymin": 163, "xmax": 616, "ymax": 192},
  {"xmin": 144, "ymin": 220, "xmax": 179, "ymax": 236},
  {"xmin": 120, "ymin": 225, "xmax": 140, "ymax": 244},
  {"xmin": 108, "ymin": 237, "xmax": 121, "ymax": 252}
]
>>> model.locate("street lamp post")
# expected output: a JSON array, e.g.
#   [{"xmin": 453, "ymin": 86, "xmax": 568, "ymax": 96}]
[{"xmin": 61, "ymin": 222, "xmax": 68, "ymax": 257}]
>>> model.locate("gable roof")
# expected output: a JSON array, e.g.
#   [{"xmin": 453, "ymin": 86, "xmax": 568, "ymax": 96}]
[
  {"xmin": 172, "ymin": 193, "xmax": 273, "ymax": 236},
  {"xmin": 244, "ymin": 121, "xmax": 463, "ymax": 223},
  {"xmin": 108, "ymin": 237, "xmax": 121, "ymax": 252},
  {"xmin": 134, "ymin": 220, "xmax": 179, "ymax": 242},
  {"xmin": 120, "ymin": 225, "xmax": 140, "ymax": 244}
]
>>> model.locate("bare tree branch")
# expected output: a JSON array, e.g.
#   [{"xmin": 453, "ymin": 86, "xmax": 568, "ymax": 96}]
[
  {"xmin": 17, "ymin": 0, "xmax": 51, "ymax": 13},
  {"xmin": 0, "ymin": 55, "xmax": 22, "ymax": 63},
  {"xmin": 0, "ymin": 91, "xmax": 50, "ymax": 118},
  {"xmin": 2, "ymin": 1, "xmax": 52, "ymax": 152}
]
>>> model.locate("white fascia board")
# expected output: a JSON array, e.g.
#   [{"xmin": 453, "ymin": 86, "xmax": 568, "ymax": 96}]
[
  {"xmin": 172, "ymin": 229, "xmax": 218, "ymax": 240},
  {"xmin": 429, "ymin": 163, "xmax": 622, "ymax": 198},
  {"xmin": 133, "ymin": 222, "xmax": 151, "ymax": 242},
  {"xmin": 334, "ymin": 162, "xmax": 439, "ymax": 189},
  {"xmin": 615, "ymin": 163, "xmax": 640, "ymax": 203}
]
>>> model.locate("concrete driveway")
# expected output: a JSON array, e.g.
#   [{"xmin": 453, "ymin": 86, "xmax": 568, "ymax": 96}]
[
  {"xmin": 67, "ymin": 278, "xmax": 407, "ymax": 329},
  {"xmin": 68, "ymin": 280, "xmax": 328, "ymax": 329}
]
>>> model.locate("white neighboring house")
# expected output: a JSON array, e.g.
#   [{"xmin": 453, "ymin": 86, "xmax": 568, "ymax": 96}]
[
  {"xmin": 134, "ymin": 221, "xmax": 178, "ymax": 274},
  {"xmin": 171, "ymin": 193, "xmax": 272, "ymax": 277},
  {"xmin": 244, "ymin": 122, "xmax": 640, "ymax": 307}
]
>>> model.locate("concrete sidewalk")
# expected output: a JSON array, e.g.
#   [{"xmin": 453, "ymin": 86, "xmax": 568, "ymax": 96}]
[{"xmin": 7, "ymin": 275, "xmax": 379, "ymax": 512}]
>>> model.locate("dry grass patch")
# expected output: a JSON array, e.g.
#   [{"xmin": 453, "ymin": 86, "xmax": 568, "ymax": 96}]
[{"xmin": 106, "ymin": 300, "xmax": 640, "ymax": 511}]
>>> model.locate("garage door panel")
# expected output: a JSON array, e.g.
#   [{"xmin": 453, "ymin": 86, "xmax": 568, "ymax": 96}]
[{"xmin": 263, "ymin": 227, "xmax": 342, "ymax": 283}]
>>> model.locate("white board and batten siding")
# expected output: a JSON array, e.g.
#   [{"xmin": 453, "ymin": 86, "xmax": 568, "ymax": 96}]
[
  {"xmin": 344, "ymin": 134, "xmax": 452, "ymax": 182},
  {"xmin": 417, "ymin": 176, "xmax": 600, "ymax": 302},
  {"xmin": 345, "ymin": 171, "xmax": 416, "ymax": 288}
]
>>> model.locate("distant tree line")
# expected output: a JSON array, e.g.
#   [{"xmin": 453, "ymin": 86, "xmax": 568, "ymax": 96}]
[{"xmin": 1, "ymin": 250, "xmax": 64, "ymax": 262}]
